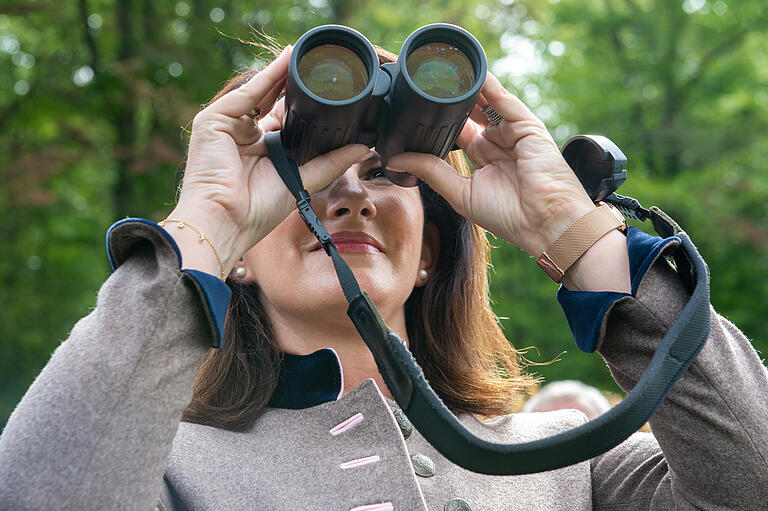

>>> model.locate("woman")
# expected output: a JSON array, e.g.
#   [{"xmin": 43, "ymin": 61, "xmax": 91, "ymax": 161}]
[{"xmin": 1, "ymin": 42, "xmax": 766, "ymax": 510}]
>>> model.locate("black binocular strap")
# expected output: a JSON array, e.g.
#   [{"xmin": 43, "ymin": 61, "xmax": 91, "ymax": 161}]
[
  {"xmin": 265, "ymin": 130, "xmax": 711, "ymax": 475},
  {"xmin": 266, "ymin": 132, "xmax": 361, "ymax": 303}
]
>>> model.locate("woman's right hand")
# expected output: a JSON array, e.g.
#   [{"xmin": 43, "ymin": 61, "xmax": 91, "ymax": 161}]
[{"xmin": 168, "ymin": 46, "xmax": 369, "ymax": 277}]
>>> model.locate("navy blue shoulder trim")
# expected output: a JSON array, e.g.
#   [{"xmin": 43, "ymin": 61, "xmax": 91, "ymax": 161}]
[
  {"xmin": 557, "ymin": 226, "xmax": 680, "ymax": 353},
  {"xmin": 106, "ymin": 218, "xmax": 231, "ymax": 349}
]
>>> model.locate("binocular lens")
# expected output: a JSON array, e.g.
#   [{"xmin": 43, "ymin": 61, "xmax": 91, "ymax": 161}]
[
  {"xmin": 297, "ymin": 45, "xmax": 368, "ymax": 101},
  {"xmin": 406, "ymin": 43, "xmax": 475, "ymax": 99}
]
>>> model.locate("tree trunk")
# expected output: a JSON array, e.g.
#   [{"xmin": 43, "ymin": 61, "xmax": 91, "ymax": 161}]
[{"xmin": 112, "ymin": 0, "xmax": 137, "ymax": 219}]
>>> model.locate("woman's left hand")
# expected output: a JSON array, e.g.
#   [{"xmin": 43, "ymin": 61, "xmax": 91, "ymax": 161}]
[{"xmin": 386, "ymin": 72, "xmax": 595, "ymax": 257}]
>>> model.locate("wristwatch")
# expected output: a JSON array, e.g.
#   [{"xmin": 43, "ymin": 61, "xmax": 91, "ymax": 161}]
[{"xmin": 536, "ymin": 202, "xmax": 627, "ymax": 283}]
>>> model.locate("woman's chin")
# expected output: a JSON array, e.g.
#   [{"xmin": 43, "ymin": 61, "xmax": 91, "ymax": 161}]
[{"xmin": 297, "ymin": 273, "xmax": 401, "ymax": 313}]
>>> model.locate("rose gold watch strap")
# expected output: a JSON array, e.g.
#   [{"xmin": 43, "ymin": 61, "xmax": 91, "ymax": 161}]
[{"xmin": 536, "ymin": 203, "xmax": 626, "ymax": 283}]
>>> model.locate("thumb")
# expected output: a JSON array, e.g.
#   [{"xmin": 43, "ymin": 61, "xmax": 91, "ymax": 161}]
[
  {"xmin": 387, "ymin": 152, "xmax": 470, "ymax": 214},
  {"xmin": 299, "ymin": 144, "xmax": 371, "ymax": 194}
]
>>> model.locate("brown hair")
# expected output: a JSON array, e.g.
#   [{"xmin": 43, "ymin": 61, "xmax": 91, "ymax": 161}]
[{"xmin": 181, "ymin": 42, "xmax": 537, "ymax": 431}]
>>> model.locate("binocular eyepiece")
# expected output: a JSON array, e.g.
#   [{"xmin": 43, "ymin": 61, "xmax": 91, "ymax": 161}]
[{"xmin": 282, "ymin": 23, "xmax": 487, "ymax": 183}]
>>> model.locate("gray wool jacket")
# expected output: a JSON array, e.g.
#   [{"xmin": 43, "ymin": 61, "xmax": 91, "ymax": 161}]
[{"xmin": 1, "ymin": 220, "xmax": 767, "ymax": 511}]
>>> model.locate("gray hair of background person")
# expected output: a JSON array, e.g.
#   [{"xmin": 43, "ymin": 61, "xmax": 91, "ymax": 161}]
[{"xmin": 522, "ymin": 380, "xmax": 612, "ymax": 420}]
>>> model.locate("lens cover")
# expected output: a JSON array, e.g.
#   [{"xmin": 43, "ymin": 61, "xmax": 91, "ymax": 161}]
[{"xmin": 561, "ymin": 135, "xmax": 627, "ymax": 202}]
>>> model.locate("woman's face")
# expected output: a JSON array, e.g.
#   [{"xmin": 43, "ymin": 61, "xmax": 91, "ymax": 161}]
[{"xmin": 241, "ymin": 150, "xmax": 438, "ymax": 326}]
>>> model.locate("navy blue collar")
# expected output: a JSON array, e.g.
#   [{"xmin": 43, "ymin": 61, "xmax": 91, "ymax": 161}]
[{"xmin": 267, "ymin": 348, "xmax": 345, "ymax": 409}]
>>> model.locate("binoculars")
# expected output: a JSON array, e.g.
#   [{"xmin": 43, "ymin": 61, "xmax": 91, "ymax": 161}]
[
  {"xmin": 280, "ymin": 24, "xmax": 628, "ymax": 201},
  {"xmin": 281, "ymin": 23, "xmax": 487, "ymax": 180}
]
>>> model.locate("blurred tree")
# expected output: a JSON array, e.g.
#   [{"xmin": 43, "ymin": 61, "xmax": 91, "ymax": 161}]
[
  {"xmin": 1, "ymin": 0, "xmax": 765, "ymax": 429},
  {"xmin": 486, "ymin": 0, "xmax": 768, "ymax": 389},
  {"xmin": 0, "ymin": 0, "xmax": 504, "ymax": 429},
  {"xmin": 538, "ymin": 0, "xmax": 768, "ymax": 177}
]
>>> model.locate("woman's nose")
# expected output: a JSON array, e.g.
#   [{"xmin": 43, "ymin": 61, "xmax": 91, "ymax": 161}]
[{"xmin": 321, "ymin": 168, "xmax": 377, "ymax": 220}]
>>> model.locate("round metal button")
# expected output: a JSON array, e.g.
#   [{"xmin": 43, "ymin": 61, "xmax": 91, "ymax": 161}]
[
  {"xmin": 393, "ymin": 409, "xmax": 413, "ymax": 439},
  {"xmin": 410, "ymin": 453, "xmax": 435, "ymax": 477},
  {"xmin": 444, "ymin": 498, "xmax": 472, "ymax": 511}
]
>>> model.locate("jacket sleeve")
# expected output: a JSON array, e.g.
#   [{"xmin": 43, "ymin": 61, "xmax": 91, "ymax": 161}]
[
  {"xmin": 0, "ymin": 220, "xmax": 228, "ymax": 510},
  {"xmin": 588, "ymin": 239, "xmax": 768, "ymax": 510}
]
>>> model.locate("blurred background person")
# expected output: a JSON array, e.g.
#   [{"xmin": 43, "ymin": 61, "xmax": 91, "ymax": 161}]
[{"xmin": 522, "ymin": 379, "xmax": 611, "ymax": 420}]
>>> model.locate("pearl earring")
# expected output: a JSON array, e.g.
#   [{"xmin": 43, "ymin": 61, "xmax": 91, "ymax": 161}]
[
  {"xmin": 418, "ymin": 269, "xmax": 428, "ymax": 280},
  {"xmin": 235, "ymin": 266, "xmax": 246, "ymax": 278}
]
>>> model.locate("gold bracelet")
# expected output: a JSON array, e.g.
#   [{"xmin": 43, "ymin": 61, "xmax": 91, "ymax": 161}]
[{"xmin": 158, "ymin": 219, "xmax": 226, "ymax": 281}]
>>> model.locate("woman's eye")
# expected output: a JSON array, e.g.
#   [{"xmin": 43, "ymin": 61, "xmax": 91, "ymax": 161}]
[{"xmin": 365, "ymin": 168, "xmax": 390, "ymax": 181}]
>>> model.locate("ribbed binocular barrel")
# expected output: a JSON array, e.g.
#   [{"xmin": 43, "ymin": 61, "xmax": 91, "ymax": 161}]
[{"xmin": 282, "ymin": 23, "xmax": 487, "ymax": 176}]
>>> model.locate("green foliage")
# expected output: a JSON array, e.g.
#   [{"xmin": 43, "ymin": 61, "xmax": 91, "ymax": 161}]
[
  {"xmin": 1, "ymin": 0, "xmax": 766, "ymax": 428},
  {"xmin": 542, "ymin": 0, "xmax": 768, "ymax": 178}
]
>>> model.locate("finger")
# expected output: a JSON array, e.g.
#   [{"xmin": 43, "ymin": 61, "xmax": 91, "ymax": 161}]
[
  {"xmin": 386, "ymin": 152, "xmax": 470, "ymax": 215},
  {"xmin": 480, "ymin": 71, "xmax": 539, "ymax": 124},
  {"xmin": 237, "ymin": 96, "xmax": 288, "ymax": 159},
  {"xmin": 478, "ymin": 72, "xmax": 558, "ymax": 151},
  {"xmin": 227, "ymin": 115, "xmax": 263, "ymax": 146},
  {"xmin": 244, "ymin": 97, "xmax": 288, "ymax": 157},
  {"xmin": 462, "ymin": 136, "xmax": 511, "ymax": 169},
  {"xmin": 468, "ymin": 103, "xmax": 491, "ymax": 128},
  {"xmin": 455, "ymin": 118, "xmax": 513, "ymax": 169},
  {"xmin": 208, "ymin": 45, "xmax": 292, "ymax": 118},
  {"xmin": 454, "ymin": 119, "xmax": 488, "ymax": 168},
  {"xmin": 468, "ymin": 91, "xmax": 498, "ymax": 128},
  {"xmin": 456, "ymin": 117, "xmax": 485, "ymax": 150},
  {"xmin": 299, "ymin": 144, "xmax": 371, "ymax": 194},
  {"xmin": 482, "ymin": 113, "xmax": 557, "ymax": 151},
  {"xmin": 256, "ymin": 76, "xmax": 286, "ymax": 119},
  {"xmin": 261, "ymin": 96, "xmax": 286, "ymax": 131}
]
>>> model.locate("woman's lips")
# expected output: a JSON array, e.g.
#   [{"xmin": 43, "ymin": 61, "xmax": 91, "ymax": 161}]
[
  {"xmin": 320, "ymin": 242, "xmax": 381, "ymax": 254},
  {"xmin": 309, "ymin": 231, "xmax": 383, "ymax": 254}
]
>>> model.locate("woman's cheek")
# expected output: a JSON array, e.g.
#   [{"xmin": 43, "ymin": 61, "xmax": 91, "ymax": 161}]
[{"xmin": 381, "ymin": 193, "xmax": 425, "ymax": 276}]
